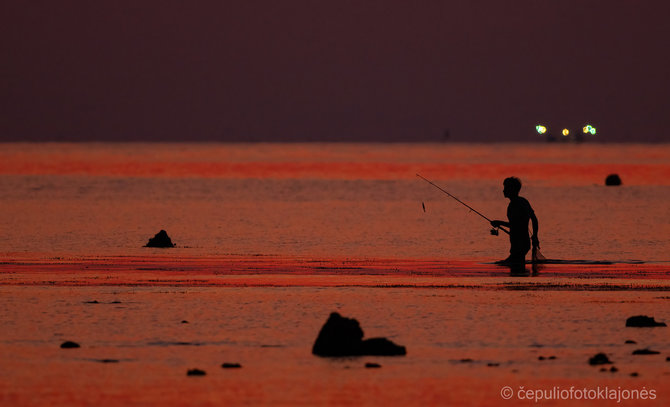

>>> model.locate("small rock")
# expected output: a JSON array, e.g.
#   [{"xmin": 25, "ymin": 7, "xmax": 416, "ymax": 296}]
[
  {"xmin": 625, "ymin": 340, "xmax": 637, "ymax": 344},
  {"xmin": 365, "ymin": 362, "xmax": 381, "ymax": 368},
  {"xmin": 361, "ymin": 337, "xmax": 406, "ymax": 356},
  {"xmin": 84, "ymin": 300, "xmax": 100, "ymax": 304},
  {"xmin": 221, "ymin": 363, "xmax": 242, "ymax": 368},
  {"xmin": 459, "ymin": 358, "xmax": 473, "ymax": 363},
  {"xmin": 548, "ymin": 356, "xmax": 557, "ymax": 360},
  {"xmin": 605, "ymin": 174, "xmax": 622, "ymax": 186},
  {"xmin": 538, "ymin": 356, "xmax": 545, "ymax": 361},
  {"xmin": 98, "ymin": 359, "xmax": 120, "ymax": 363},
  {"xmin": 666, "ymin": 356, "xmax": 670, "ymax": 362},
  {"xmin": 600, "ymin": 367, "xmax": 607, "ymax": 372},
  {"xmin": 187, "ymin": 369, "xmax": 206, "ymax": 376},
  {"xmin": 632, "ymin": 348, "xmax": 660, "ymax": 355},
  {"xmin": 487, "ymin": 363, "xmax": 500, "ymax": 367},
  {"xmin": 111, "ymin": 301, "xmax": 122, "ymax": 304},
  {"xmin": 630, "ymin": 372, "xmax": 639, "ymax": 377},
  {"xmin": 589, "ymin": 353, "xmax": 612, "ymax": 365},
  {"xmin": 610, "ymin": 366, "xmax": 618, "ymax": 373},
  {"xmin": 60, "ymin": 341, "xmax": 80, "ymax": 349},
  {"xmin": 181, "ymin": 320, "xmax": 189, "ymax": 324},
  {"xmin": 625, "ymin": 315, "xmax": 667, "ymax": 327},
  {"xmin": 145, "ymin": 230, "xmax": 175, "ymax": 248}
]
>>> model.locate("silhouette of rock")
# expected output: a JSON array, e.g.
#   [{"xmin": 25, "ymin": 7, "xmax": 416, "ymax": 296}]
[
  {"xmin": 610, "ymin": 366, "xmax": 618, "ymax": 372},
  {"xmin": 365, "ymin": 362, "xmax": 381, "ymax": 368},
  {"xmin": 181, "ymin": 320, "xmax": 189, "ymax": 324},
  {"xmin": 60, "ymin": 341, "xmax": 80, "ymax": 349},
  {"xmin": 487, "ymin": 363, "xmax": 500, "ymax": 367},
  {"xmin": 361, "ymin": 337, "xmax": 406, "ymax": 356},
  {"xmin": 145, "ymin": 230, "xmax": 175, "ymax": 248},
  {"xmin": 625, "ymin": 315, "xmax": 667, "ymax": 327},
  {"xmin": 221, "ymin": 363, "xmax": 242, "ymax": 368},
  {"xmin": 588, "ymin": 353, "xmax": 612, "ymax": 365},
  {"xmin": 548, "ymin": 356, "xmax": 557, "ymax": 360},
  {"xmin": 630, "ymin": 372, "xmax": 639, "ymax": 377},
  {"xmin": 632, "ymin": 348, "xmax": 660, "ymax": 355},
  {"xmin": 605, "ymin": 174, "xmax": 622, "ymax": 186},
  {"xmin": 187, "ymin": 368, "xmax": 206, "ymax": 376},
  {"xmin": 312, "ymin": 312, "xmax": 406, "ymax": 357},
  {"xmin": 625, "ymin": 340, "xmax": 637, "ymax": 344},
  {"xmin": 538, "ymin": 356, "xmax": 545, "ymax": 361},
  {"xmin": 666, "ymin": 356, "xmax": 670, "ymax": 361}
]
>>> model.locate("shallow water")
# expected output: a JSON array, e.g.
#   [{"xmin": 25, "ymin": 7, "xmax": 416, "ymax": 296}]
[
  {"xmin": 1, "ymin": 143, "xmax": 670, "ymax": 406},
  {"xmin": 1, "ymin": 280, "xmax": 668, "ymax": 406},
  {"xmin": 1, "ymin": 143, "xmax": 669, "ymax": 262}
]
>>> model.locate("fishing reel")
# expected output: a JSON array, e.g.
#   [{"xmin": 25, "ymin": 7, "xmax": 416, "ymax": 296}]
[{"xmin": 490, "ymin": 228, "xmax": 499, "ymax": 236}]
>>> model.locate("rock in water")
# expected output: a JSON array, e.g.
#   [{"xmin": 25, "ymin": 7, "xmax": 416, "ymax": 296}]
[
  {"xmin": 588, "ymin": 353, "xmax": 612, "ymax": 365},
  {"xmin": 145, "ymin": 230, "xmax": 175, "ymax": 248},
  {"xmin": 187, "ymin": 369, "xmax": 206, "ymax": 376},
  {"xmin": 361, "ymin": 337, "xmax": 406, "ymax": 356},
  {"xmin": 625, "ymin": 315, "xmax": 667, "ymax": 327},
  {"xmin": 605, "ymin": 174, "xmax": 622, "ymax": 186},
  {"xmin": 60, "ymin": 341, "xmax": 80, "ymax": 349},
  {"xmin": 312, "ymin": 312, "xmax": 406, "ymax": 357},
  {"xmin": 632, "ymin": 349, "xmax": 660, "ymax": 355}
]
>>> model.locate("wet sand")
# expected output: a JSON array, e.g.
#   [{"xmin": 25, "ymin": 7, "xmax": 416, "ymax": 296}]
[{"xmin": 1, "ymin": 257, "xmax": 668, "ymax": 406}]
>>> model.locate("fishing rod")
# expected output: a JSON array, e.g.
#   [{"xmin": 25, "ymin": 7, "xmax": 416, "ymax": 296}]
[{"xmin": 416, "ymin": 173, "xmax": 509, "ymax": 235}]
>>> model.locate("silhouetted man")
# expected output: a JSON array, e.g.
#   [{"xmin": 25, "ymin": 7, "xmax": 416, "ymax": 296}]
[{"xmin": 490, "ymin": 177, "xmax": 539, "ymax": 265}]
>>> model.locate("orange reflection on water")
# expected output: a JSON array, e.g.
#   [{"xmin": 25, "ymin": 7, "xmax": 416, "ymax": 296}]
[{"xmin": 1, "ymin": 143, "xmax": 670, "ymax": 185}]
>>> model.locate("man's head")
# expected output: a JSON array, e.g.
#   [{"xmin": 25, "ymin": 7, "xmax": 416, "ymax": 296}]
[{"xmin": 503, "ymin": 177, "xmax": 522, "ymax": 198}]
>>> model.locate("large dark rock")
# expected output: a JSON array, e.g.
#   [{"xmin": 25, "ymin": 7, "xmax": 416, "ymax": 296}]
[
  {"xmin": 312, "ymin": 312, "xmax": 406, "ymax": 357},
  {"xmin": 625, "ymin": 315, "xmax": 667, "ymax": 327},
  {"xmin": 144, "ymin": 230, "xmax": 175, "ymax": 248},
  {"xmin": 605, "ymin": 174, "xmax": 622, "ymax": 186}
]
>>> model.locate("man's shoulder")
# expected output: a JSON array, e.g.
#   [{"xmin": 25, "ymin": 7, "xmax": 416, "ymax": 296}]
[{"xmin": 512, "ymin": 196, "xmax": 533, "ymax": 210}]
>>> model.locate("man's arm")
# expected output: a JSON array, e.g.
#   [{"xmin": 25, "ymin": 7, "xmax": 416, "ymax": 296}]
[
  {"xmin": 490, "ymin": 220, "xmax": 510, "ymax": 228},
  {"xmin": 530, "ymin": 212, "xmax": 539, "ymax": 247}
]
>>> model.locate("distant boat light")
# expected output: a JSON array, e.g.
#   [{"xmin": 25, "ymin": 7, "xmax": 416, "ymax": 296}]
[
  {"xmin": 562, "ymin": 128, "xmax": 570, "ymax": 136},
  {"xmin": 536, "ymin": 125, "xmax": 547, "ymax": 135},
  {"xmin": 583, "ymin": 125, "xmax": 597, "ymax": 135}
]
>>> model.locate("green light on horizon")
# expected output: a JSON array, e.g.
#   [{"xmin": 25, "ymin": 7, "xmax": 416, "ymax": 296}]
[{"xmin": 583, "ymin": 125, "xmax": 597, "ymax": 135}]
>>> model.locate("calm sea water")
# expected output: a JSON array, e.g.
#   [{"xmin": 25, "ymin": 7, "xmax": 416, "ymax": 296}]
[
  {"xmin": 0, "ymin": 142, "xmax": 669, "ymax": 262},
  {"xmin": 2, "ymin": 143, "xmax": 670, "ymax": 406}
]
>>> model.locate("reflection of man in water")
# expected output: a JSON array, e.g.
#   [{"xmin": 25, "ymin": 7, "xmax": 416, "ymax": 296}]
[{"xmin": 490, "ymin": 177, "xmax": 539, "ymax": 265}]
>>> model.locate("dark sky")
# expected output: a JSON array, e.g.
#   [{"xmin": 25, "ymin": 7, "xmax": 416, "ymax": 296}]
[{"xmin": 2, "ymin": 1, "xmax": 669, "ymax": 142}]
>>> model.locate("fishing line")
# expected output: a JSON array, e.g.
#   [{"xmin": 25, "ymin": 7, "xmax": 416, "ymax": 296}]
[{"xmin": 416, "ymin": 173, "xmax": 509, "ymax": 235}]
